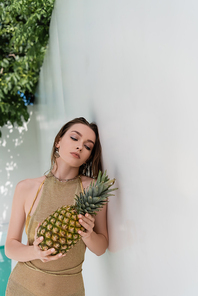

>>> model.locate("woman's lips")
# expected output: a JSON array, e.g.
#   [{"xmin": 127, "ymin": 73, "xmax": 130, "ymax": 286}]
[{"xmin": 70, "ymin": 152, "xmax": 80, "ymax": 159}]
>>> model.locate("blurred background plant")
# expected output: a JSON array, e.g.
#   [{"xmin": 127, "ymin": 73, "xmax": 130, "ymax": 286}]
[{"xmin": 0, "ymin": 0, "xmax": 55, "ymax": 137}]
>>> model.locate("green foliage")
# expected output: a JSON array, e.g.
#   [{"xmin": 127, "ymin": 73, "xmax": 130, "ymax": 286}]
[{"xmin": 0, "ymin": 0, "xmax": 55, "ymax": 136}]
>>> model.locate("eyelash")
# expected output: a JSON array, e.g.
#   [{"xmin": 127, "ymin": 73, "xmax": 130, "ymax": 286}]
[
  {"xmin": 70, "ymin": 136, "xmax": 91, "ymax": 151},
  {"xmin": 70, "ymin": 136, "xmax": 77, "ymax": 141},
  {"xmin": 85, "ymin": 145, "xmax": 91, "ymax": 151}
]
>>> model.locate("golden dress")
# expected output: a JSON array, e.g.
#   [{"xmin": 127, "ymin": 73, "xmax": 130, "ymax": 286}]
[{"xmin": 6, "ymin": 174, "xmax": 86, "ymax": 296}]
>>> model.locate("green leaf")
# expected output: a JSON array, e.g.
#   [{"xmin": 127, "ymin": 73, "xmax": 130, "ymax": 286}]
[{"xmin": 0, "ymin": 0, "xmax": 56, "ymax": 136}]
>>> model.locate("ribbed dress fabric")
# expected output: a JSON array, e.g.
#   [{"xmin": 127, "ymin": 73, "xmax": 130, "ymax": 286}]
[{"xmin": 6, "ymin": 174, "xmax": 86, "ymax": 296}]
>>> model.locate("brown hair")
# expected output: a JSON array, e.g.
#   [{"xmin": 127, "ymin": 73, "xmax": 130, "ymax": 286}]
[{"xmin": 51, "ymin": 117, "xmax": 103, "ymax": 177}]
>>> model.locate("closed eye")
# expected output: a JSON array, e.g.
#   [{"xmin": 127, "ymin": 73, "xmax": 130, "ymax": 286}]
[
  {"xmin": 84, "ymin": 145, "xmax": 91, "ymax": 151},
  {"xmin": 70, "ymin": 136, "xmax": 78, "ymax": 141}
]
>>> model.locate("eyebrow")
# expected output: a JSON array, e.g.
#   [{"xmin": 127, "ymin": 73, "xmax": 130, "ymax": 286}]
[{"xmin": 71, "ymin": 130, "xmax": 95, "ymax": 145}]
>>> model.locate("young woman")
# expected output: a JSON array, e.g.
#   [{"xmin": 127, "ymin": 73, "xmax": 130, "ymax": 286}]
[{"xmin": 5, "ymin": 117, "xmax": 108, "ymax": 296}]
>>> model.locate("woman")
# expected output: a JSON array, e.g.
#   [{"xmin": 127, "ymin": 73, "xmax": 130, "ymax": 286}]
[{"xmin": 5, "ymin": 117, "xmax": 108, "ymax": 296}]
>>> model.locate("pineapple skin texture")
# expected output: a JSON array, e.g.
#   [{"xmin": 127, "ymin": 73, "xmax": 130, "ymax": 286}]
[{"xmin": 37, "ymin": 205, "xmax": 85, "ymax": 255}]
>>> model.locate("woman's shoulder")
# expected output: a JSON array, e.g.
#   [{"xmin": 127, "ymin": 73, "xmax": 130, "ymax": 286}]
[
  {"xmin": 80, "ymin": 175, "xmax": 95, "ymax": 189},
  {"xmin": 15, "ymin": 176, "xmax": 46, "ymax": 193}
]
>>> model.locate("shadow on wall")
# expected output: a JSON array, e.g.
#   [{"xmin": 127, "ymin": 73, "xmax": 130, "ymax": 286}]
[
  {"xmin": 0, "ymin": 114, "xmax": 32, "ymax": 245},
  {"xmin": 107, "ymin": 167, "xmax": 138, "ymax": 253},
  {"xmin": 107, "ymin": 168, "xmax": 146, "ymax": 254}
]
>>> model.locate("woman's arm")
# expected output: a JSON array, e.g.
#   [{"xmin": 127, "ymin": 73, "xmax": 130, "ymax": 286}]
[
  {"xmin": 5, "ymin": 180, "xmax": 64, "ymax": 263},
  {"xmin": 78, "ymin": 205, "xmax": 108, "ymax": 256},
  {"xmin": 79, "ymin": 176, "xmax": 109, "ymax": 256}
]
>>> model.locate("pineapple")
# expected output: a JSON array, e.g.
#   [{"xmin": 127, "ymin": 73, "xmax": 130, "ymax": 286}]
[{"xmin": 37, "ymin": 171, "xmax": 117, "ymax": 255}]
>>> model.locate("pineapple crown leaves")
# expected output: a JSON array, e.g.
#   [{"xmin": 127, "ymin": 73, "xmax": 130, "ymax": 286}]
[{"xmin": 75, "ymin": 170, "xmax": 117, "ymax": 215}]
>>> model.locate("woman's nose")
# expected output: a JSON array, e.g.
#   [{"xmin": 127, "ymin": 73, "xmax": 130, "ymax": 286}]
[{"xmin": 76, "ymin": 143, "xmax": 83, "ymax": 151}]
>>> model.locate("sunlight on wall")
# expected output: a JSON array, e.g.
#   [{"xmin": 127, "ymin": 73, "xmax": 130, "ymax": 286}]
[
  {"xmin": 0, "ymin": 120, "xmax": 28, "ymax": 238},
  {"xmin": 0, "ymin": 109, "xmax": 40, "ymax": 246}
]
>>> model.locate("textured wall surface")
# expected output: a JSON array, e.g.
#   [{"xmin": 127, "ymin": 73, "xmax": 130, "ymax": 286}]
[{"xmin": 1, "ymin": 0, "xmax": 198, "ymax": 295}]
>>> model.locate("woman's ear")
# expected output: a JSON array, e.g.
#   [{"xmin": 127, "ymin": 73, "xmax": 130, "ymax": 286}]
[{"xmin": 55, "ymin": 139, "xmax": 60, "ymax": 148}]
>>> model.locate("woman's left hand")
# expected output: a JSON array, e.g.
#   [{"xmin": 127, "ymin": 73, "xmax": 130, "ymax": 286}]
[{"xmin": 78, "ymin": 213, "xmax": 95, "ymax": 239}]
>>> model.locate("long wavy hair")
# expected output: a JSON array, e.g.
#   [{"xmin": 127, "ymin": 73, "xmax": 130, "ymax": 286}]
[{"xmin": 51, "ymin": 117, "xmax": 103, "ymax": 178}]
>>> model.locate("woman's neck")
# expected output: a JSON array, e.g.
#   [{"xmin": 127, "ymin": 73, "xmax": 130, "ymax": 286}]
[{"xmin": 51, "ymin": 164, "xmax": 79, "ymax": 181}]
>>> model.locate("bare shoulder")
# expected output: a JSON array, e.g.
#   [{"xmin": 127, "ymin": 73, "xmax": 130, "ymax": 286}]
[
  {"xmin": 15, "ymin": 176, "xmax": 45, "ymax": 195},
  {"xmin": 11, "ymin": 176, "xmax": 46, "ymax": 216},
  {"xmin": 80, "ymin": 175, "xmax": 95, "ymax": 189}
]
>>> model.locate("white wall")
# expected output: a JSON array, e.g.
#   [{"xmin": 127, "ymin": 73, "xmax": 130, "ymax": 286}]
[
  {"xmin": 1, "ymin": 0, "xmax": 198, "ymax": 295},
  {"xmin": 36, "ymin": 1, "xmax": 198, "ymax": 295}
]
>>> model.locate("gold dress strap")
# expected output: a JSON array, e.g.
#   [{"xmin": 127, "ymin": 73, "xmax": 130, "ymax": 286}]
[
  {"xmin": 25, "ymin": 179, "xmax": 45, "ymax": 234},
  {"xmin": 79, "ymin": 175, "xmax": 84, "ymax": 193}
]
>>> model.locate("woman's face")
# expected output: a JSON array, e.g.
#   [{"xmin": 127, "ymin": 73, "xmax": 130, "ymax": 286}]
[{"xmin": 56, "ymin": 123, "xmax": 96, "ymax": 168}]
